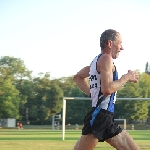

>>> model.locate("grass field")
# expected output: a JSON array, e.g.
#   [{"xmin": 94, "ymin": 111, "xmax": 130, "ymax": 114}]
[{"xmin": 0, "ymin": 129, "xmax": 150, "ymax": 150}]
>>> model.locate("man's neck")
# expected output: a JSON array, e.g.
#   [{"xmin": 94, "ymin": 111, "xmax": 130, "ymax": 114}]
[{"xmin": 101, "ymin": 49, "xmax": 112, "ymax": 56}]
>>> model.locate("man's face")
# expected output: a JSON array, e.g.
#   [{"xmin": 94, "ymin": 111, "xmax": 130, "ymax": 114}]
[{"xmin": 111, "ymin": 33, "xmax": 123, "ymax": 59}]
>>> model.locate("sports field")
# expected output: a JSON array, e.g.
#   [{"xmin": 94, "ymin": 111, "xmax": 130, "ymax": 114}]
[{"xmin": 0, "ymin": 129, "xmax": 150, "ymax": 150}]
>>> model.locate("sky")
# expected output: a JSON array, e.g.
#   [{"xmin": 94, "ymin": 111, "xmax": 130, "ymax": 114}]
[{"xmin": 0, "ymin": 0, "xmax": 150, "ymax": 79}]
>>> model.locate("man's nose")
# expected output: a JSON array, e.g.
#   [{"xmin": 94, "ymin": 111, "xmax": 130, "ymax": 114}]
[{"xmin": 120, "ymin": 45, "xmax": 124, "ymax": 50}]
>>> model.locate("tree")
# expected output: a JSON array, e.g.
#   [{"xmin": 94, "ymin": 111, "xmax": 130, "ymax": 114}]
[
  {"xmin": 0, "ymin": 78, "xmax": 20, "ymax": 118},
  {"xmin": 116, "ymin": 72, "xmax": 150, "ymax": 123},
  {"xmin": 16, "ymin": 79, "xmax": 35, "ymax": 121},
  {"xmin": 148, "ymin": 104, "xmax": 150, "ymax": 122},
  {"xmin": 58, "ymin": 77, "xmax": 91, "ymax": 124},
  {"xmin": 54, "ymin": 76, "xmax": 76, "ymax": 96},
  {"xmin": 116, "ymin": 82, "xmax": 141, "ymax": 121},
  {"xmin": 47, "ymin": 82, "xmax": 63, "ymax": 114},
  {"xmin": 139, "ymin": 72, "xmax": 150, "ymax": 97},
  {"xmin": 145, "ymin": 62, "xmax": 150, "ymax": 75},
  {"xmin": 144, "ymin": 62, "xmax": 150, "ymax": 122},
  {"xmin": 25, "ymin": 73, "xmax": 63, "ymax": 124},
  {"xmin": 0, "ymin": 56, "xmax": 32, "ymax": 119},
  {"xmin": 0, "ymin": 56, "xmax": 31, "ymax": 80}
]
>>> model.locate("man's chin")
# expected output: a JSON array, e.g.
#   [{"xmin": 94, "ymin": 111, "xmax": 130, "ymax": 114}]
[
  {"xmin": 113, "ymin": 56, "xmax": 117, "ymax": 59},
  {"xmin": 115, "ymin": 54, "xmax": 119, "ymax": 59}
]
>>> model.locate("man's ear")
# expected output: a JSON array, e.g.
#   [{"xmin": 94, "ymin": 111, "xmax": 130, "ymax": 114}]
[{"xmin": 107, "ymin": 40, "xmax": 112, "ymax": 48}]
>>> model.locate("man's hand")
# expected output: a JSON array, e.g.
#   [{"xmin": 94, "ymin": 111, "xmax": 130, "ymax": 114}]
[{"xmin": 127, "ymin": 70, "xmax": 139, "ymax": 83}]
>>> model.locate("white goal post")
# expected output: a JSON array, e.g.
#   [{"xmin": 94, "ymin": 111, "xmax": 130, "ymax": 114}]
[
  {"xmin": 62, "ymin": 97, "xmax": 150, "ymax": 140},
  {"xmin": 114, "ymin": 119, "xmax": 126, "ymax": 130}
]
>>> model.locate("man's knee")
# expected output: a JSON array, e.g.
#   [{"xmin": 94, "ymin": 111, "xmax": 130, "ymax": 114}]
[
  {"xmin": 106, "ymin": 130, "xmax": 140, "ymax": 150},
  {"xmin": 106, "ymin": 132, "xmax": 125, "ymax": 149},
  {"xmin": 73, "ymin": 134, "xmax": 98, "ymax": 150}
]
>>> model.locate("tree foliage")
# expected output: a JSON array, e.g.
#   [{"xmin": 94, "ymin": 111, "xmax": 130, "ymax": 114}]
[
  {"xmin": 0, "ymin": 78, "xmax": 20, "ymax": 118},
  {"xmin": 0, "ymin": 56, "xmax": 150, "ymax": 125}
]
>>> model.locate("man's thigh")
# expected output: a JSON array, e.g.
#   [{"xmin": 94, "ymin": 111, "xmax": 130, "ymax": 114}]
[
  {"xmin": 73, "ymin": 134, "xmax": 98, "ymax": 150},
  {"xmin": 105, "ymin": 130, "xmax": 140, "ymax": 150}
]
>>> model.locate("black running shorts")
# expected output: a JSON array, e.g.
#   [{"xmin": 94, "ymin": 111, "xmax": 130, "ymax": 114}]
[{"xmin": 82, "ymin": 107, "xmax": 122, "ymax": 142}]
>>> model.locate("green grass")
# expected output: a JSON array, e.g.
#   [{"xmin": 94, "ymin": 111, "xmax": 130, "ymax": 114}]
[{"xmin": 0, "ymin": 129, "xmax": 150, "ymax": 150}]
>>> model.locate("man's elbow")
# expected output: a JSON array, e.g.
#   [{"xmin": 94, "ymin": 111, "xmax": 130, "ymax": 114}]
[
  {"xmin": 73, "ymin": 75, "xmax": 83, "ymax": 83},
  {"xmin": 73, "ymin": 75, "xmax": 79, "ymax": 83},
  {"xmin": 73, "ymin": 75, "xmax": 77, "ymax": 82},
  {"xmin": 101, "ymin": 89, "xmax": 112, "ymax": 96}
]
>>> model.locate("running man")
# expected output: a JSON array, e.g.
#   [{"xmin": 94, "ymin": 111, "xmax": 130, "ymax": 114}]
[{"xmin": 73, "ymin": 29, "xmax": 140, "ymax": 150}]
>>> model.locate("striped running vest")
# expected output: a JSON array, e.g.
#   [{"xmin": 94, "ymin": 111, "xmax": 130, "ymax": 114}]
[{"xmin": 89, "ymin": 54, "xmax": 118, "ymax": 113}]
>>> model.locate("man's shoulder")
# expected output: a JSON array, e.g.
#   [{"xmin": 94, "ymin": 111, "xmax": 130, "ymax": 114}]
[{"xmin": 98, "ymin": 54, "xmax": 113, "ymax": 65}]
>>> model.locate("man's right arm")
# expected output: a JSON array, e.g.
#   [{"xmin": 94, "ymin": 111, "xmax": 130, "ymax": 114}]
[
  {"xmin": 99, "ymin": 54, "xmax": 138, "ymax": 96},
  {"xmin": 73, "ymin": 66, "xmax": 90, "ymax": 96}
]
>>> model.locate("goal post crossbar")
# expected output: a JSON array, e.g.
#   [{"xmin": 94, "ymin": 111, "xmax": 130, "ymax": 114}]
[
  {"xmin": 62, "ymin": 97, "xmax": 150, "ymax": 140},
  {"xmin": 63, "ymin": 97, "xmax": 150, "ymax": 100}
]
